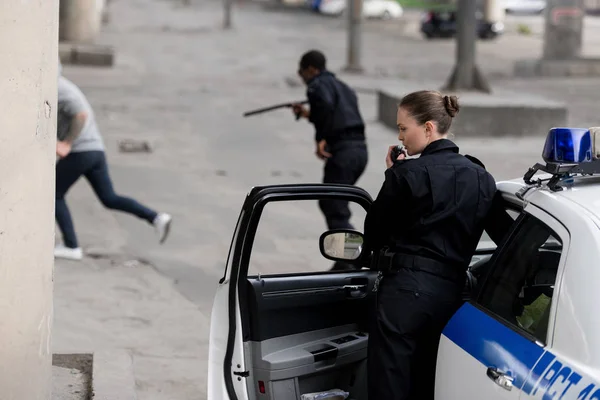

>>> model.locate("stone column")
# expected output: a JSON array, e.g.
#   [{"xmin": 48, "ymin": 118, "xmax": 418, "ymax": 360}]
[
  {"xmin": 324, "ymin": 234, "xmax": 346, "ymax": 258},
  {"xmin": 484, "ymin": 0, "xmax": 505, "ymax": 24},
  {"xmin": 542, "ymin": 0, "xmax": 585, "ymax": 59},
  {"xmin": 59, "ymin": 0, "xmax": 103, "ymax": 43},
  {"xmin": 0, "ymin": 1, "xmax": 57, "ymax": 399},
  {"xmin": 344, "ymin": 0, "xmax": 364, "ymax": 73}
]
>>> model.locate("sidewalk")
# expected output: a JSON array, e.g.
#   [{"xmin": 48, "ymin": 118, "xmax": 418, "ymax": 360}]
[{"xmin": 53, "ymin": 255, "xmax": 210, "ymax": 399}]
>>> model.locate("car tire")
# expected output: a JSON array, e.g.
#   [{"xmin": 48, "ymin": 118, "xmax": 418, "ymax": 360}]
[{"xmin": 480, "ymin": 30, "xmax": 496, "ymax": 40}]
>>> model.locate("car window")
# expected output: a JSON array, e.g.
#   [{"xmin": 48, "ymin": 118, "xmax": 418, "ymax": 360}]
[
  {"xmin": 247, "ymin": 200, "xmax": 367, "ymax": 276},
  {"xmin": 476, "ymin": 205, "xmax": 521, "ymax": 250},
  {"xmin": 477, "ymin": 214, "xmax": 562, "ymax": 344}
]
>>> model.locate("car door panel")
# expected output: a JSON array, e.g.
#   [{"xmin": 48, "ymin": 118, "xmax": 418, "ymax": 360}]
[
  {"xmin": 218, "ymin": 184, "xmax": 374, "ymax": 400},
  {"xmin": 242, "ymin": 272, "xmax": 375, "ymax": 342},
  {"xmin": 437, "ymin": 203, "xmax": 569, "ymax": 400},
  {"xmin": 437, "ymin": 303, "xmax": 542, "ymax": 399},
  {"xmin": 243, "ymin": 272, "xmax": 375, "ymax": 399}
]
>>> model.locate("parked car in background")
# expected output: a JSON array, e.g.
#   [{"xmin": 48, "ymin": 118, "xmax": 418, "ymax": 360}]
[
  {"xmin": 307, "ymin": 0, "xmax": 322, "ymax": 11},
  {"xmin": 502, "ymin": 0, "xmax": 546, "ymax": 14},
  {"xmin": 319, "ymin": 0, "xmax": 404, "ymax": 19},
  {"xmin": 420, "ymin": 9, "xmax": 505, "ymax": 39}
]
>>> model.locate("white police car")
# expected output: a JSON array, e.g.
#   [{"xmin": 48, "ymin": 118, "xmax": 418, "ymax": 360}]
[{"xmin": 208, "ymin": 127, "xmax": 600, "ymax": 399}]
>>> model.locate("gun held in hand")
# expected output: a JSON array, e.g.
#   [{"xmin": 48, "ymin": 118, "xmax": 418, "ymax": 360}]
[{"xmin": 243, "ymin": 100, "xmax": 309, "ymax": 119}]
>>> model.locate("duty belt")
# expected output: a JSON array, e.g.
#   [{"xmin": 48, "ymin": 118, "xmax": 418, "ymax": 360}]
[{"xmin": 376, "ymin": 249, "xmax": 465, "ymax": 283}]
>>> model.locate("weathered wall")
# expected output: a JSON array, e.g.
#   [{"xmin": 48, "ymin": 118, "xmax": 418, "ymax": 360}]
[{"xmin": 0, "ymin": 0, "xmax": 58, "ymax": 398}]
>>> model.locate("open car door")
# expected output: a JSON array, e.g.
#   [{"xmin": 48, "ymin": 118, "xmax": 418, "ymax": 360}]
[{"xmin": 208, "ymin": 184, "xmax": 376, "ymax": 400}]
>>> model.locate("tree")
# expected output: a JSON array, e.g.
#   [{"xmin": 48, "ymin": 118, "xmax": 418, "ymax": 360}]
[{"xmin": 442, "ymin": 0, "xmax": 491, "ymax": 93}]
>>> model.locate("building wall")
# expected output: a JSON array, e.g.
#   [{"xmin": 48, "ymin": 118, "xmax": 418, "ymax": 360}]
[{"xmin": 0, "ymin": 0, "xmax": 58, "ymax": 398}]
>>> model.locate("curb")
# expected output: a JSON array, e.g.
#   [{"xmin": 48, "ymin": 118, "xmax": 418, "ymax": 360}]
[
  {"xmin": 92, "ymin": 350, "xmax": 137, "ymax": 399},
  {"xmin": 59, "ymin": 42, "xmax": 115, "ymax": 67}
]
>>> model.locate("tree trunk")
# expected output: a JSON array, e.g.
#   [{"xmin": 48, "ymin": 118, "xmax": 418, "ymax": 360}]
[{"xmin": 443, "ymin": 0, "xmax": 491, "ymax": 92}]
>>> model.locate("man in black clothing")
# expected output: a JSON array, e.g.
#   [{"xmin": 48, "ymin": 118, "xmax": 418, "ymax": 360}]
[{"xmin": 292, "ymin": 50, "xmax": 368, "ymax": 234}]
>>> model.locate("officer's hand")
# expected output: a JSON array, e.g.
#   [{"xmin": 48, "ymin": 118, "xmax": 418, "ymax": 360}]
[
  {"xmin": 386, "ymin": 144, "xmax": 406, "ymax": 169},
  {"xmin": 292, "ymin": 104, "xmax": 309, "ymax": 119},
  {"xmin": 316, "ymin": 139, "xmax": 332, "ymax": 160}
]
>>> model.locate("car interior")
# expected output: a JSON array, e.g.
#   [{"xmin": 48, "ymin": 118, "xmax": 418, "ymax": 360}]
[{"xmin": 478, "ymin": 223, "xmax": 562, "ymax": 344}]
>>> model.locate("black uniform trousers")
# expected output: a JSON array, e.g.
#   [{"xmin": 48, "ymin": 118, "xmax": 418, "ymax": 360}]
[
  {"xmin": 319, "ymin": 140, "xmax": 368, "ymax": 230},
  {"xmin": 368, "ymin": 267, "xmax": 463, "ymax": 399}
]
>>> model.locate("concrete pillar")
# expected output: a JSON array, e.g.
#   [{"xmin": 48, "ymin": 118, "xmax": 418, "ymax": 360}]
[
  {"xmin": 324, "ymin": 233, "xmax": 346, "ymax": 258},
  {"xmin": 224, "ymin": 0, "xmax": 233, "ymax": 29},
  {"xmin": 0, "ymin": 1, "xmax": 58, "ymax": 399},
  {"xmin": 484, "ymin": 0, "xmax": 505, "ymax": 23},
  {"xmin": 344, "ymin": 0, "xmax": 364, "ymax": 73},
  {"xmin": 542, "ymin": 0, "xmax": 585, "ymax": 59},
  {"xmin": 59, "ymin": 0, "xmax": 103, "ymax": 43}
]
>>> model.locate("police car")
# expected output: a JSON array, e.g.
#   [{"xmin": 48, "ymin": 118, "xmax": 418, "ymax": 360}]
[{"xmin": 208, "ymin": 127, "xmax": 600, "ymax": 399}]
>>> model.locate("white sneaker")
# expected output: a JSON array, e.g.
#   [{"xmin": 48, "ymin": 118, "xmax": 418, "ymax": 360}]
[
  {"xmin": 153, "ymin": 213, "xmax": 172, "ymax": 244},
  {"xmin": 54, "ymin": 245, "xmax": 83, "ymax": 261}
]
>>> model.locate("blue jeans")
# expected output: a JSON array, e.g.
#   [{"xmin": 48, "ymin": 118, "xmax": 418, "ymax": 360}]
[{"xmin": 55, "ymin": 151, "xmax": 158, "ymax": 248}]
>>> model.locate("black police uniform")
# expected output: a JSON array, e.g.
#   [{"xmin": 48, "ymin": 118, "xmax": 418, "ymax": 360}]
[
  {"xmin": 363, "ymin": 139, "xmax": 497, "ymax": 399},
  {"xmin": 306, "ymin": 70, "xmax": 368, "ymax": 230}
]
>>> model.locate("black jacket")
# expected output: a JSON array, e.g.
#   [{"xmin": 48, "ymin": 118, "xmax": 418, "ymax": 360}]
[
  {"xmin": 364, "ymin": 139, "xmax": 497, "ymax": 269},
  {"xmin": 306, "ymin": 70, "xmax": 365, "ymax": 145}
]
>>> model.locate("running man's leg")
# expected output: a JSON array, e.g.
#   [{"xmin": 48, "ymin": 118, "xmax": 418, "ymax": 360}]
[
  {"xmin": 55, "ymin": 153, "xmax": 90, "ymax": 248},
  {"xmin": 84, "ymin": 151, "xmax": 172, "ymax": 243}
]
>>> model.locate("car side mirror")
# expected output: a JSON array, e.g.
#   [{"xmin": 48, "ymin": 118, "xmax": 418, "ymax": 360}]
[{"xmin": 319, "ymin": 229, "xmax": 365, "ymax": 262}]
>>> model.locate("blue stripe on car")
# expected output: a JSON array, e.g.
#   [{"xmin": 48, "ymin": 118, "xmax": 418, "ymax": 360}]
[{"xmin": 442, "ymin": 302, "xmax": 552, "ymax": 392}]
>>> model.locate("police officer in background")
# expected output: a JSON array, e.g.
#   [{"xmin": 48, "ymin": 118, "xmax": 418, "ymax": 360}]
[
  {"xmin": 292, "ymin": 50, "xmax": 368, "ymax": 236},
  {"xmin": 363, "ymin": 90, "xmax": 497, "ymax": 399}
]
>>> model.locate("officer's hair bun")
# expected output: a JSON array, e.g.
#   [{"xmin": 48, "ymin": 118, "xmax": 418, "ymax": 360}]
[
  {"xmin": 443, "ymin": 95, "xmax": 460, "ymax": 118},
  {"xmin": 399, "ymin": 90, "xmax": 459, "ymax": 134}
]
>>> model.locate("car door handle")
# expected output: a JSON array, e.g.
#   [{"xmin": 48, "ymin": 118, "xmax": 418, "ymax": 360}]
[
  {"xmin": 486, "ymin": 367, "xmax": 514, "ymax": 391},
  {"xmin": 342, "ymin": 284, "xmax": 367, "ymax": 298}
]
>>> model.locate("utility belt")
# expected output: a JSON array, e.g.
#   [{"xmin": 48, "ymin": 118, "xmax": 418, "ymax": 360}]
[
  {"xmin": 326, "ymin": 128, "xmax": 366, "ymax": 149},
  {"xmin": 376, "ymin": 249, "xmax": 465, "ymax": 283}
]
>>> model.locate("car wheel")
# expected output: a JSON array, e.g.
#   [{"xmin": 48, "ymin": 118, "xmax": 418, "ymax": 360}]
[{"xmin": 480, "ymin": 30, "xmax": 495, "ymax": 40}]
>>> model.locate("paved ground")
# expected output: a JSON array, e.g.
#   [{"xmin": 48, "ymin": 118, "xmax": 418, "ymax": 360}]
[{"xmin": 53, "ymin": 0, "xmax": 600, "ymax": 398}]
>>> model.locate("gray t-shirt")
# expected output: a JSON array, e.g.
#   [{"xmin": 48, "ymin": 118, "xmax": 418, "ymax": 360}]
[{"xmin": 57, "ymin": 76, "xmax": 105, "ymax": 153}]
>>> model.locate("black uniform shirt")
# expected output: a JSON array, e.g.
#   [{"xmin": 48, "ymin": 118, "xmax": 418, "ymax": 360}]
[
  {"xmin": 306, "ymin": 70, "xmax": 365, "ymax": 145},
  {"xmin": 364, "ymin": 139, "xmax": 497, "ymax": 269}
]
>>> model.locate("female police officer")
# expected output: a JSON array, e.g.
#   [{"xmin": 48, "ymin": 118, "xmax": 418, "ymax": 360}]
[{"xmin": 363, "ymin": 90, "xmax": 497, "ymax": 399}]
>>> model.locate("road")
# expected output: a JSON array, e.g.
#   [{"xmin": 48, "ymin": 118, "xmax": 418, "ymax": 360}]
[{"xmin": 53, "ymin": 0, "xmax": 600, "ymax": 398}]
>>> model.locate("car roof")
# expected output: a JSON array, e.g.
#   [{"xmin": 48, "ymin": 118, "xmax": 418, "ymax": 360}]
[{"xmin": 498, "ymin": 174, "xmax": 600, "ymax": 221}]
